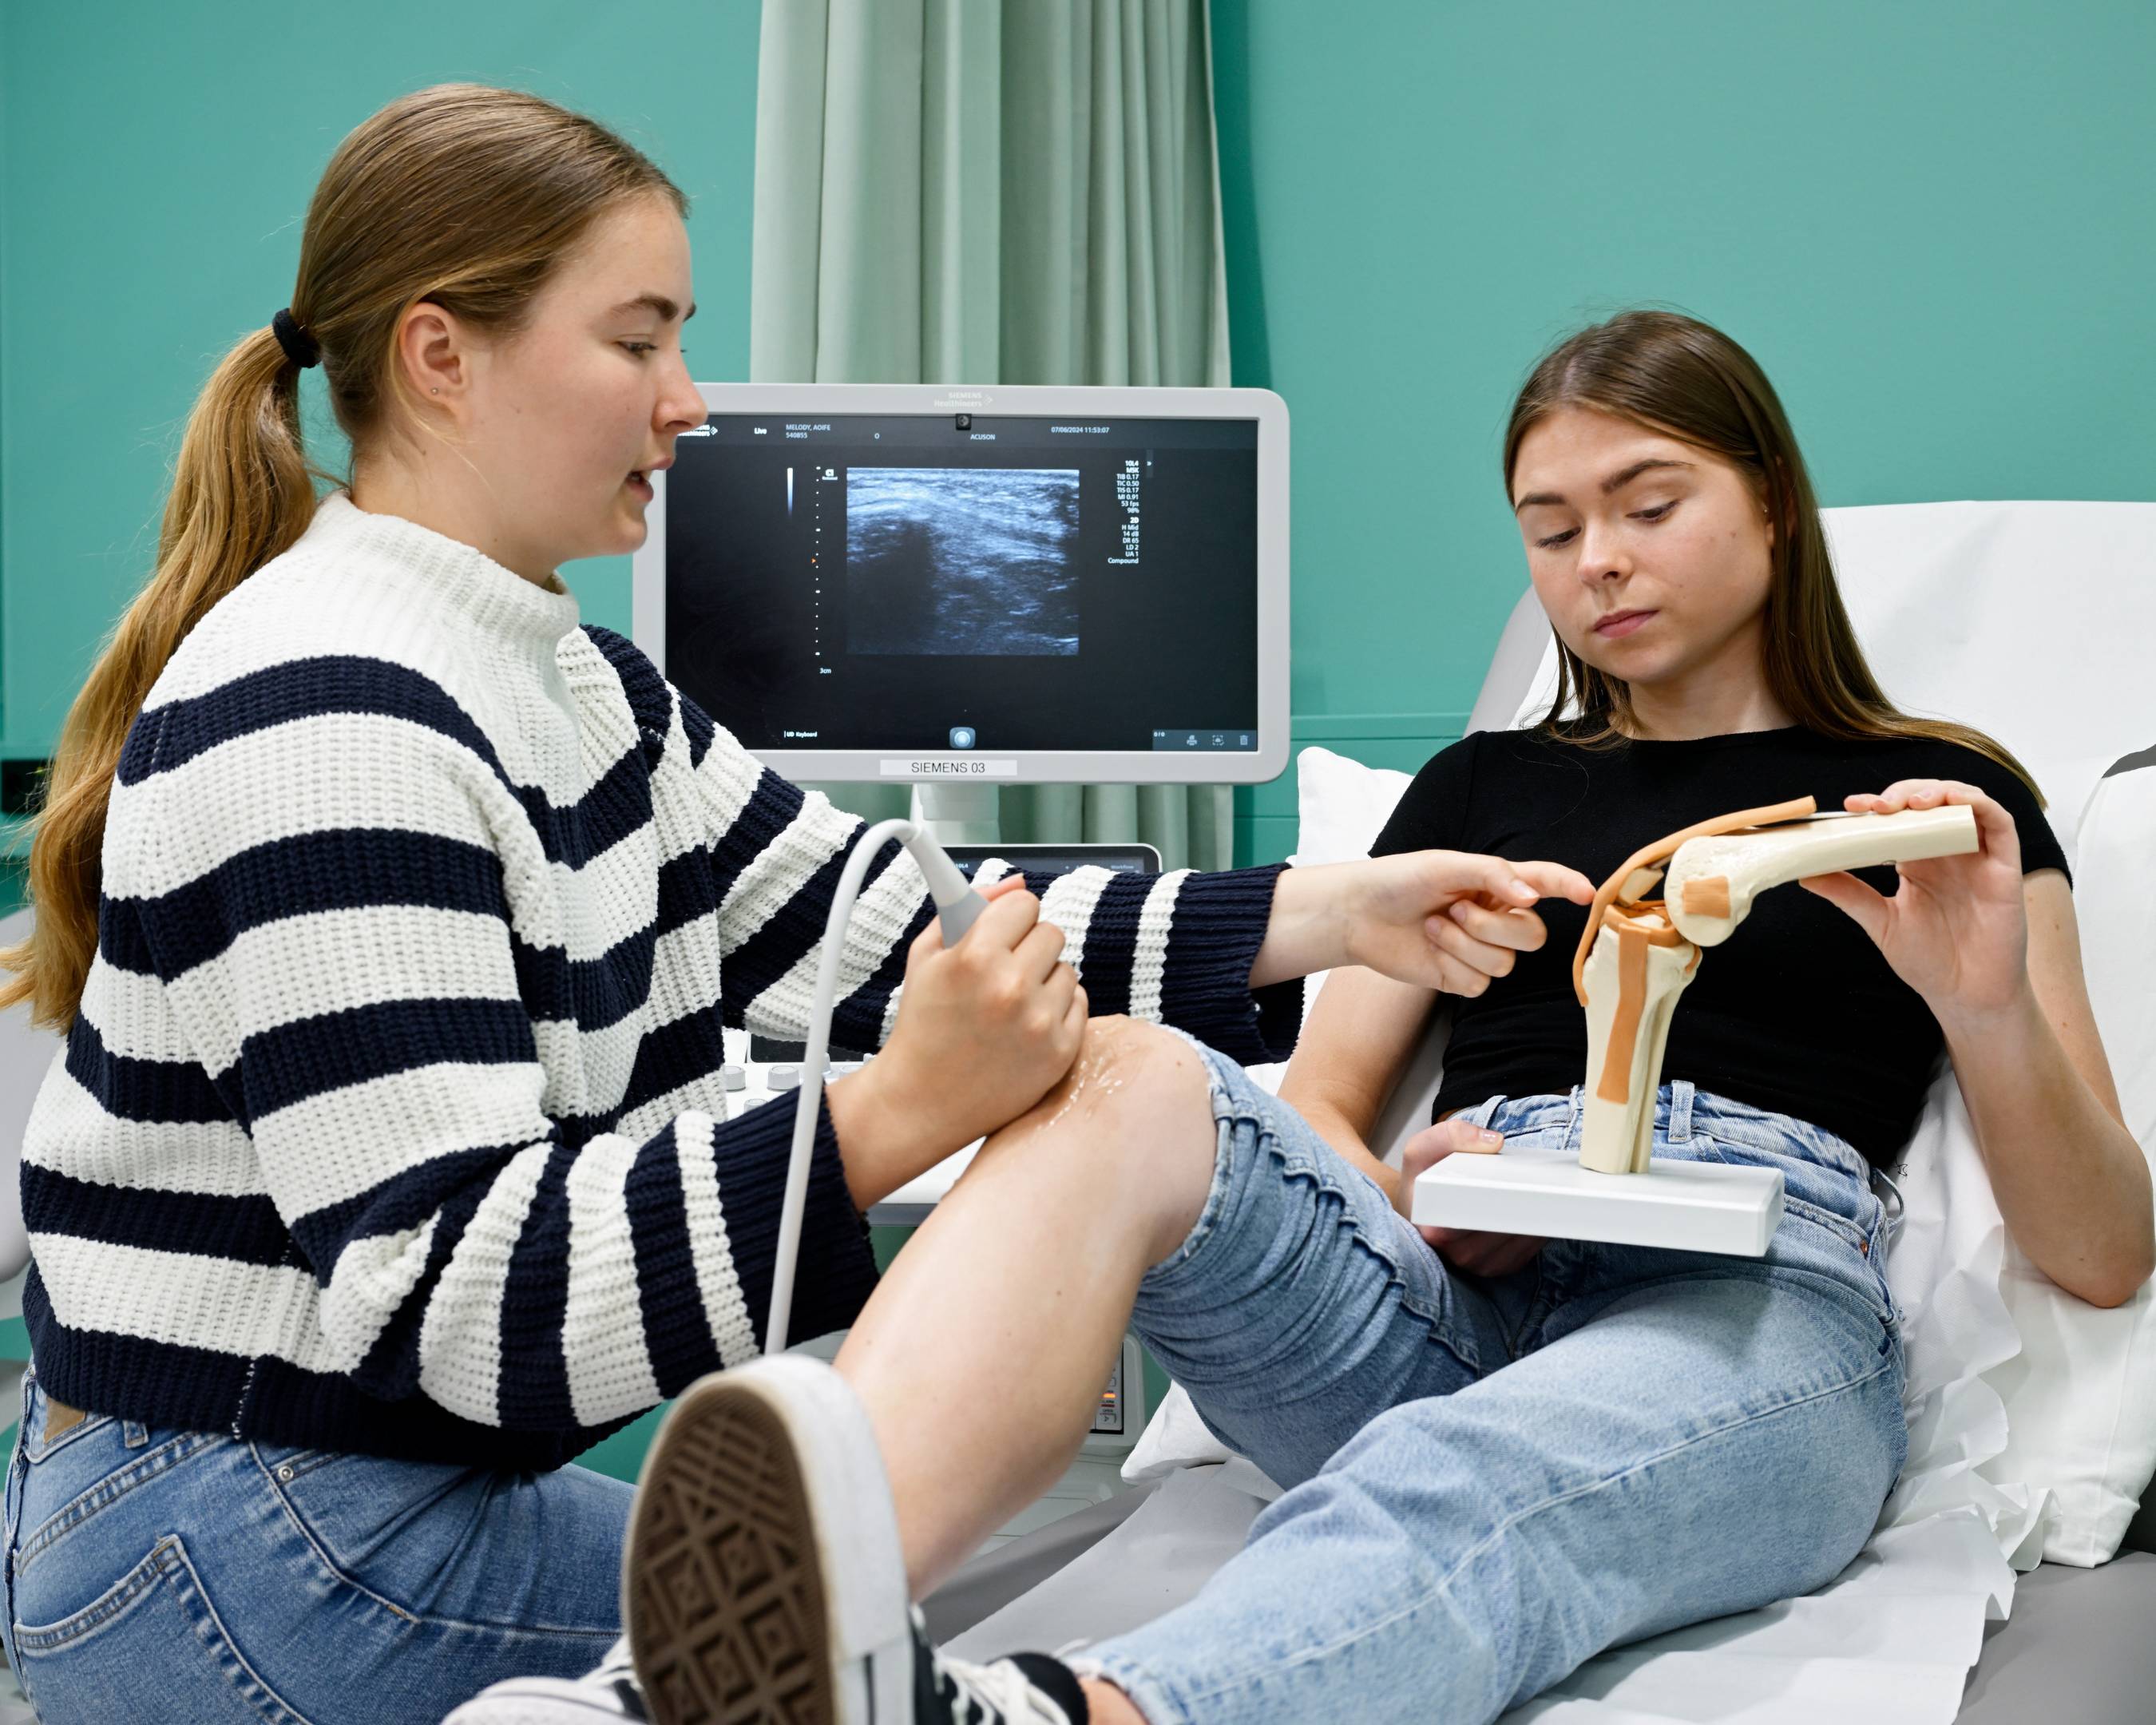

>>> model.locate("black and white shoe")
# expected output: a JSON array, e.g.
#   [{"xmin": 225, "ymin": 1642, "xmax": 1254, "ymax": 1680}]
[
  {"xmin": 621, "ymin": 1354, "xmax": 1088, "ymax": 1725},
  {"xmin": 442, "ymin": 1635, "xmax": 650, "ymax": 1722}
]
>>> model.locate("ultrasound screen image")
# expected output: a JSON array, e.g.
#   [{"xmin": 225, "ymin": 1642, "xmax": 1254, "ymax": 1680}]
[{"xmin": 846, "ymin": 467, "xmax": 1080, "ymax": 656}]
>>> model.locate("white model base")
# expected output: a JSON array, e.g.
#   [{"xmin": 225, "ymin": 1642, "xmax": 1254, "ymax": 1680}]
[{"xmin": 1412, "ymin": 1140, "xmax": 1785, "ymax": 1257}]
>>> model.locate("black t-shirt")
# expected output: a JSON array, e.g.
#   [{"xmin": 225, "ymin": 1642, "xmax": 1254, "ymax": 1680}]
[{"xmin": 1369, "ymin": 725, "xmax": 2070, "ymax": 1165}]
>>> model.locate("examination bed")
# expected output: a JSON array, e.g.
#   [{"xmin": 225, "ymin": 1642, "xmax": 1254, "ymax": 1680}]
[{"xmin": 917, "ymin": 499, "xmax": 2156, "ymax": 1723}]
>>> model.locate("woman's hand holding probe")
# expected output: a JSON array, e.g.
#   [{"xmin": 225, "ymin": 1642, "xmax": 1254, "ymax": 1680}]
[{"xmin": 827, "ymin": 874, "xmax": 1084, "ymax": 1208}]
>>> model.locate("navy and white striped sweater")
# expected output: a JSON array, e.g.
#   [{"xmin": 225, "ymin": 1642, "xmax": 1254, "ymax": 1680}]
[{"xmin": 22, "ymin": 490, "xmax": 1297, "ymax": 1469}]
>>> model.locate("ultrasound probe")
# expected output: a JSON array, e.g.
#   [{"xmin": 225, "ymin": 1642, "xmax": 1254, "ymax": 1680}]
[{"xmin": 766, "ymin": 820, "xmax": 989, "ymax": 1353}]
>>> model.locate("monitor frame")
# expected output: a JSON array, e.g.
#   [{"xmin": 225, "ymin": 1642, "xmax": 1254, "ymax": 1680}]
[{"xmin": 630, "ymin": 381, "xmax": 1290, "ymax": 786}]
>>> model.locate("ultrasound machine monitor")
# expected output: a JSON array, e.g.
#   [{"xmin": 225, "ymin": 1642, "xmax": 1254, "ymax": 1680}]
[{"xmin": 630, "ymin": 383, "xmax": 1289, "ymax": 791}]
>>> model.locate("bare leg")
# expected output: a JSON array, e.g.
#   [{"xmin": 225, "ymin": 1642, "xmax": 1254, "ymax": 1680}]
[
  {"xmin": 1080, "ymin": 1679, "xmax": 1147, "ymax": 1724},
  {"xmin": 833, "ymin": 1017, "xmax": 1219, "ymax": 1596}
]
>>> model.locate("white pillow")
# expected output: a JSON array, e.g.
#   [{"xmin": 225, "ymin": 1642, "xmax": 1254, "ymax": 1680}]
[
  {"xmin": 1973, "ymin": 751, "xmax": 2156, "ymax": 1564},
  {"xmin": 1286, "ymin": 744, "xmax": 1414, "ymax": 866}
]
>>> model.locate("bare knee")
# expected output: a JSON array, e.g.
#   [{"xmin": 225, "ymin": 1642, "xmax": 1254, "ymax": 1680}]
[
  {"xmin": 1044, "ymin": 1015, "xmax": 1211, "ymax": 1135},
  {"xmin": 997, "ymin": 1017, "xmax": 1218, "ymax": 1251}
]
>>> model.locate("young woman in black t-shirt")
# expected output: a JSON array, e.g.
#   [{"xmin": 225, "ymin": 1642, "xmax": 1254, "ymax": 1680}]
[
  {"xmin": 472, "ymin": 311, "xmax": 2149, "ymax": 1725},
  {"xmin": 1288, "ymin": 311, "xmax": 2139, "ymax": 1308}
]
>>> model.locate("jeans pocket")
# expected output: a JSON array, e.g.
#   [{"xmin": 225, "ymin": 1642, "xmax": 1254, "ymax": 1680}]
[
  {"xmin": 11, "ymin": 1534, "xmax": 319, "ymax": 1724},
  {"xmin": 254, "ymin": 1446, "xmax": 474, "ymax": 1624}
]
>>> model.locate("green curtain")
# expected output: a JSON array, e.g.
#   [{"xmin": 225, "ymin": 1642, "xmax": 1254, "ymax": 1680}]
[{"xmin": 749, "ymin": 0, "xmax": 1235, "ymax": 871}]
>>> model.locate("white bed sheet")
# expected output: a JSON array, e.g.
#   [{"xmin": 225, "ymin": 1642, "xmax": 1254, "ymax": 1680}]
[{"xmin": 949, "ymin": 1465, "xmax": 2012, "ymax": 1724}]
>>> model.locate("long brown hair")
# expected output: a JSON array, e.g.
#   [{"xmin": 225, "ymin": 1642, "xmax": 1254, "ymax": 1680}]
[
  {"xmin": 1501, "ymin": 308, "xmax": 2039, "ymax": 794},
  {"xmin": 1, "ymin": 84, "xmax": 688, "ymax": 1031}
]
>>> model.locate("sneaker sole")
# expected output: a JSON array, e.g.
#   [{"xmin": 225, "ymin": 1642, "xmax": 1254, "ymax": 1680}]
[{"xmin": 624, "ymin": 1360, "xmax": 909, "ymax": 1725}]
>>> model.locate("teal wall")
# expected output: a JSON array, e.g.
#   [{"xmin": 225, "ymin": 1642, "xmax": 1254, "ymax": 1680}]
[
  {"xmin": 1216, "ymin": 0, "xmax": 2156, "ymax": 864},
  {"xmin": 0, "ymin": 0, "xmax": 764, "ymax": 912}
]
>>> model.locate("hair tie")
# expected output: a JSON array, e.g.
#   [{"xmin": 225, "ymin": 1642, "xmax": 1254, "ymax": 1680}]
[{"xmin": 271, "ymin": 307, "xmax": 320, "ymax": 370}]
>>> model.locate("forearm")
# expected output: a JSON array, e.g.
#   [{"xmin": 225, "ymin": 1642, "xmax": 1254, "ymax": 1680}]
[
  {"xmin": 824, "ymin": 1059, "xmax": 970, "ymax": 1211},
  {"xmin": 1944, "ymin": 987, "xmax": 2154, "ymax": 1307}
]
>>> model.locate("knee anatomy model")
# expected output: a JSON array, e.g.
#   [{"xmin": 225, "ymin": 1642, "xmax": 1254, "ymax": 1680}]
[
  {"xmin": 1413, "ymin": 792, "xmax": 1979, "ymax": 1255},
  {"xmin": 1571, "ymin": 795, "xmax": 1980, "ymax": 1176}
]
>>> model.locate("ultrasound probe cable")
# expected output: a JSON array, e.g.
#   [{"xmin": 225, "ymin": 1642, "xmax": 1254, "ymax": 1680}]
[{"xmin": 766, "ymin": 819, "xmax": 989, "ymax": 1354}]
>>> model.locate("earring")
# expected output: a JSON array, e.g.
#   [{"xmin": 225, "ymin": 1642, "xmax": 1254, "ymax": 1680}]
[{"xmin": 430, "ymin": 388, "xmax": 439, "ymax": 395}]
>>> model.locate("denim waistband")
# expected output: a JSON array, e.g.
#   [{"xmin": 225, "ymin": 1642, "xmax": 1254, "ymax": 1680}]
[{"xmin": 1455, "ymin": 1081, "xmax": 1875, "ymax": 1188}]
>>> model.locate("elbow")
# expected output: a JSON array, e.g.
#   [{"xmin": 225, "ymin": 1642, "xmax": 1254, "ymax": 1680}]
[{"xmin": 2071, "ymin": 1239, "xmax": 2155, "ymax": 1311}]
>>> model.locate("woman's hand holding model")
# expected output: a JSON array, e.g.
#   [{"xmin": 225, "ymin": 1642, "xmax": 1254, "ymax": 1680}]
[
  {"xmin": 1803, "ymin": 776, "xmax": 2154, "ymax": 1306},
  {"xmin": 1800, "ymin": 778, "xmax": 2031, "ymax": 1022}
]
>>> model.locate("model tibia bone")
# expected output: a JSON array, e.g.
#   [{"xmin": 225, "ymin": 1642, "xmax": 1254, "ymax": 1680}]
[
  {"xmin": 1663, "ymin": 803, "xmax": 1980, "ymax": 946},
  {"xmin": 1580, "ymin": 908, "xmax": 1699, "ymax": 1173}
]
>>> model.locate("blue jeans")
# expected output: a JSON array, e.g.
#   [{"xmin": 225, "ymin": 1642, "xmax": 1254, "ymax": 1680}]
[
  {"xmin": 0, "ymin": 1379, "xmax": 630, "ymax": 1723},
  {"xmin": 1085, "ymin": 1047, "xmax": 1909, "ymax": 1725}
]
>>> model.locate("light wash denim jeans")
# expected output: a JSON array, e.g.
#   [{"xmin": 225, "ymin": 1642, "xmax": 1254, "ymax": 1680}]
[
  {"xmin": 1081, "ymin": 1042, "xmax": 1909, "ymax": 1725},
  {"xmin": 0, "ymin": 1377, "xmax": 631, "ymax": 1723}
]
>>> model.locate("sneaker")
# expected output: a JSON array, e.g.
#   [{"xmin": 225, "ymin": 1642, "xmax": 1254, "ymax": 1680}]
[
  {"xmin": 622, "ymin": 1354, "xmax": 1089, "ymax": 1725},
  {"xmin": 442, "ymin": 1636, "xmax": 649, "ymax": 1722}
]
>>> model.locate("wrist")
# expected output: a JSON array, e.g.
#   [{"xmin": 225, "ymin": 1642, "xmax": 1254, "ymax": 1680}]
[
  {"xmin": 1250, "ymin": 862, "xmax": 1352, "ymax": 989},
  {"xmin": 826, "ymin": 1055, "xmax": 944, "ymax": 1210},
  {"xmin": 1934, "ymin": 978, "xmax": 2044, "ymax": 1052}
]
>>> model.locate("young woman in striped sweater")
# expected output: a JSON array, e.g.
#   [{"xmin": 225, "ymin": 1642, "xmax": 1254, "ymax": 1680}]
[{"xmin": 0, "ymin": 85, "xmax": 1589, "ymax": 1725}]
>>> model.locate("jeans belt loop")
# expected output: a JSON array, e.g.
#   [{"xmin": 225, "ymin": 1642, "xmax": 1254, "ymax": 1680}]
[
  {"xmin": 1671, "ymin": 1078, "xmax": 1696, "ymax": 1144},
  {"xmin": 1471, "ymin": 1093, "xmax": 1508, "ymax": 1132}
]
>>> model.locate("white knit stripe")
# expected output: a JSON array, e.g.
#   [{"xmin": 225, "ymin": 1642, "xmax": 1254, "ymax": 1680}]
[
  {"xmin": 144, "ymin": 906, "xmax": 524, "ymax": 1077},
  {"xmin": 643, "ymin": 909, "xmax": 725, "ymax": 1026},
  {"xmin": 22, "ymin": 1062, "xmax": 259, "ymax": 1198},
  {"xmin": 110, "ymin": 712, "xmax": 500, "ymax": 901},
  {"xmin": 253, "ymin": 1061, "xmax": 553, "ymax": 1223},
  {"xmin": 414, "ymin": 1140, "xmax": 555, "ymax": 1427},
  {"xmin": 611, "ymin": 1070, "xmax": 738, "ymax": 1149},
  {"xmin": 530, "ymin": 1013, "xmax": 647, "ymax": 1124},
  {"xmin": 133, "ymin": 535, "xmax": 548, "ymax": 708},
  {"xmin": 1039, "ymin": 864, "xmax": 1117, "ymax": 979},
  {"xmin": 561, "ymin": 1136, "xmax": 663, "ymax": 1425},
  {"xmin": 1127, "ymin": 870, "xmax": 1191, "ymax": 1024},
  {"xmin": 76, "ymin": 959, "xmax": 200, "ymax": 1064},
  {"xmin": 29, "ymin": 1231, "xmax": 347, "ymax": 1376},
  {"xmin": 674, "ymin": 1114, "xmax": 758, "ymax": 1368},
  {"xmin": 545, "ymin": 822, "xmax": 660, "ymax": 962},
  {"xmin": 315, "ymin": 1215, "xmax": 439, "ymax": 1375},
  {"xmin": 969, "ymin": 856, "xmax": 1015, "ymax": 889},
  {"xmin": 714, "ymin": 793, "xmax": 856, "ymax": 944},
  {"xmin": 688, "ymin": 721, "xmax": 766, "ymax": 863},
  {"xmin": 740, "ymin": 844, "xmax": 925, "ymax": 1044}
]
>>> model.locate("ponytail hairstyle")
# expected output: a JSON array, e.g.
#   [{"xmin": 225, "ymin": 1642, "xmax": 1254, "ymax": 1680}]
[
  {"xmin": 1500, "ymin": 308, "xmax": 2039, "ymax": 796},
  {"xmin": 1, "ymin": 83, "xmax": 688, "ymax": 1030}
]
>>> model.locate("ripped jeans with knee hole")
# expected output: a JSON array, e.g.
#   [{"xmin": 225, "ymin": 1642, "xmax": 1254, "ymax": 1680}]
[{"xmin": 1078, "ymin": 1034, "xmax": 1908, "ymax": 1725}]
